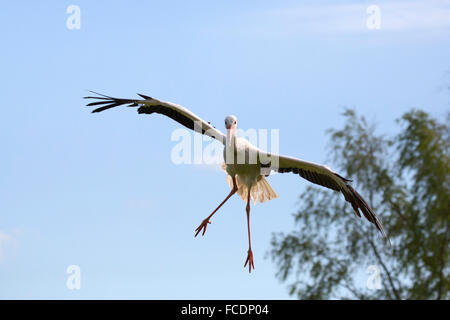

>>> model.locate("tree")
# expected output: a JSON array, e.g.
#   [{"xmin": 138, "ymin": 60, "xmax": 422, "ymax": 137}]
[{"xmin": 270, "ymin": 109, "xmax": 449, "ymax": 299}]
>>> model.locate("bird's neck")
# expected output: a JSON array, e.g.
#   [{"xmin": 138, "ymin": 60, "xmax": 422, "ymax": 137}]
[{"xmin": 226, "ymin": 128, "xmax": 236, "ymax": 148}]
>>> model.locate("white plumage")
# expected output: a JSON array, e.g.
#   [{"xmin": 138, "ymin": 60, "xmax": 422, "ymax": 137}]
[{"xmin": 223, "ymin": 165, "xmax": 278, "ymax": 204}]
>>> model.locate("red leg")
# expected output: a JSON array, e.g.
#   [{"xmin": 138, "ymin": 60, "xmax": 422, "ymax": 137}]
[
  {"xmin": 195, "ymin": 176, "xmax": 238, "ymax": 237},
  {"xmin": 244, "ymin": 185, "xmax": 255, "ymax": 273}
]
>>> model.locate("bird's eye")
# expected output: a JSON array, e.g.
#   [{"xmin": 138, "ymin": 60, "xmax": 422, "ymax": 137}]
[{"xmin": 234, "ymin": 121, "xmax": 236, "ymax": 124}]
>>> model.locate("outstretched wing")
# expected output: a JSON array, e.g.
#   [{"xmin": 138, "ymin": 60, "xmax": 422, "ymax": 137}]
[
  {"xmin": 262, "ymin": 153, "xmax": 389, "ymax": 242},
  {"xmin": 84, "ymin": 91, "xmax": 226, "ymax": 144}
]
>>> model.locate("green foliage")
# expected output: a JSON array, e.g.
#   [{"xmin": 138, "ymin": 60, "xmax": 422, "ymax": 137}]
[{"xmin": 270, "ymin": 109, "xmax": 449, "ymax": 299}]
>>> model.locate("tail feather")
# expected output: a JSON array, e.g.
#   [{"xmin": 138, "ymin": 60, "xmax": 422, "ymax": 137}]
[
  {"xmin": 222, "ymin": 166, "xmax": 278, "ymax": 204},
  {"xmin": 250, "ymin": 176, "xmax": 278, "ymax": 204}
]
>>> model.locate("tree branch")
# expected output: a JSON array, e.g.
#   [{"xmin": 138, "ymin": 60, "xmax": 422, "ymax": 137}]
[{"xmin": 367, "ymin": 238, "xmax": 401, "ymax": 300}]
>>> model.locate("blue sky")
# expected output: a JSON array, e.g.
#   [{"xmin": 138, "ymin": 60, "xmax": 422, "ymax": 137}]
[{"xmin": 0, "ymin": 0, "xmax": 449, "ymax": 299}]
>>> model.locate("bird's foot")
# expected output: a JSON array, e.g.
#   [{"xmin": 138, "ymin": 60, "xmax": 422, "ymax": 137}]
[
  {"xmin": 194, "ymin": 218, "xmax": 211, "ymax": 237},
  {"xmin": 244, "ymin": 249, "xmax": 255, "ymax": 273}
]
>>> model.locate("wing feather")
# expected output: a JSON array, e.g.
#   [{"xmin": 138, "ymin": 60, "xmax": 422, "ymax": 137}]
[
  {"xmin": 262, "ymin": 153, "xmax": 389, "ymax": 241},
  {"xmin": 84, "ymin": 91, "xmax": 225, "ymax": 144}
]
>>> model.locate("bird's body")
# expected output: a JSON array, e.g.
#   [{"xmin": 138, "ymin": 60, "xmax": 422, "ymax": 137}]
[
  {"xmin": 223, "ymin": 134, "xmax": 278, "ymax": 204},
  {"xmin": 84, "ymin": 91, "xmax": 389, "ymax": 273}
]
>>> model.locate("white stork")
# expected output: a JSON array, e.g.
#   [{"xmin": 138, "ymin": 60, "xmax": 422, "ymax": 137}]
[{"xmin": 84, "ymin": 92, "xmax": 389, "ymax": 273}]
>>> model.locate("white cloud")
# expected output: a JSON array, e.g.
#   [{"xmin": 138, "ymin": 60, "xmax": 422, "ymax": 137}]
[
  {"xmin": 241, "ymin": 0, "xmax": 450, "ymax": 36},
  {"xmin": 374, "ymin": 1, "xmax": 450, "ymax": 31}
]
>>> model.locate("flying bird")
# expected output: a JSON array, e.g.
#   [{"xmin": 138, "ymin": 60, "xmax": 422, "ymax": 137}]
[{"xmin": 84, "ymin": 91, "xmax": 389, "ymax": 273}]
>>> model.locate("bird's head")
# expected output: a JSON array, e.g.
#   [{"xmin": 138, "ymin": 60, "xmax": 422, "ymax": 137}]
[
  {"xmin": 224, "ymin": 115, "xmax": 237, "ymax": 130},
  {"xmin": 225, "ymin": 115, "xmax": 237, "ymax": 147}
]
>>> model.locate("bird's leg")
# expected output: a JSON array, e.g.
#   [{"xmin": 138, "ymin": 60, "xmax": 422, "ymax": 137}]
[
  {"xmin": 244, "ymin": 185, "xmax": 255, "ymax": 273},
  {"xmin": 194, "ymin": 176, "xmax": 238, "ymax": 237}
]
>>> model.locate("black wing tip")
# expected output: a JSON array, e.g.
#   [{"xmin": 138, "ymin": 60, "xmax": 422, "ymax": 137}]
[
  {"xmin": 91, "ymin": 107, "xmax": 109, "ymax": 113},
  {"xmin": 84, "ymin": 91, "xmax": 145, "ymax": 112},
  {"xmin": 137, "ymin": 93, "xmax": 152, "ymax": 100},
  {"xmin": 345, "ymin": 182, "xmax": 390, "ymax": 243},
  {"xmin": 334, "ymin": 172, "xmax": 352, "ymax": 182},
  {"xmin": 84, "ymin": 90, "xmax": 114, "ymax": 99}
]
